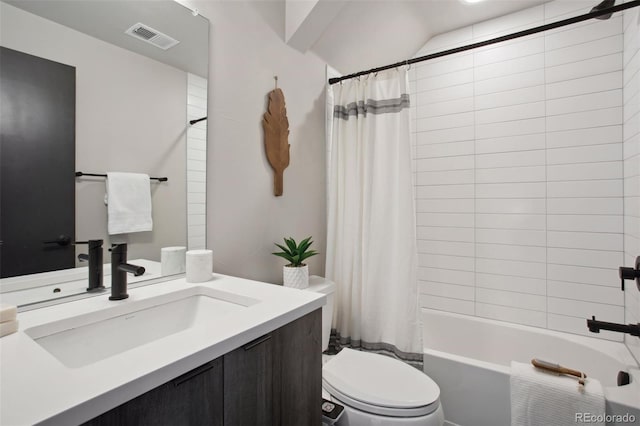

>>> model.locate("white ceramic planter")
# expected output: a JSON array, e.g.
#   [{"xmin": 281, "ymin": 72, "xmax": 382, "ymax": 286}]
[{"xmin": 283, "ymin": 264, "xmax": 309, "ymax": 289}]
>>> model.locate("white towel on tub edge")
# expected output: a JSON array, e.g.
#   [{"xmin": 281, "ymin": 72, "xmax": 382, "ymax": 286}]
[{"xmin": 510, "ymin": 361, "xmax": 605, "ymax": 426}]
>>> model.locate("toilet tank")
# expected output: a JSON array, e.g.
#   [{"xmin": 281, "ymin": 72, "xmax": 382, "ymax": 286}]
[{"xmin": 306, "ymin": 276, "xmax": 335, "ymax": 352}]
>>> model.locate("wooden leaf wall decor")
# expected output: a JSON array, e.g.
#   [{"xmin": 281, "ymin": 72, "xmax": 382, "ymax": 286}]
[{"xmin": 262, "ymin": 88, "xmax": 290, "ymax": 196}]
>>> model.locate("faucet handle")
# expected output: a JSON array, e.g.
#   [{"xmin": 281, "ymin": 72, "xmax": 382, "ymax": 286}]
[
  {"xmin": 619, "ymin": 267, "xmax": 636, "ymax": 289},
  {"xmin": 619, "ymin": 256, "xmax": 640, "ymax": 292},
  {"xmin": 109, "ymin": 242, "xmax": 127, "ymax": 252}
]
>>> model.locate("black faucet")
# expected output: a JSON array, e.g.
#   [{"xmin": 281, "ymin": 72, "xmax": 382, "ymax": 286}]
[
  {"xmin": 109, "ymin": 243, "xmax": 145, "ymax": 300},
  {"xmin": 587, "ymin": 316, "xmax": 640, "ymax": 337},
  {"xmin": 76, "ymin": 239, "xmax": 105, "ymax": 292}
]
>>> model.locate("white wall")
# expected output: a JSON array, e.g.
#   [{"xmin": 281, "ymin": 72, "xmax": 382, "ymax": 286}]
[
  {"xmin": 285, "ymin": 0, "xmax": 318, "ymax": 42},
  {"xmin": 1, "ymin": 2, "xmax": 188, "ymax": 263},
  {"xmin": 181, "ymin": 1, "xmax": 327, "ymax": 284},
  {"xmin": 186, "ymin": 73, "xmax": 208, "ymax": 250},
  {"xmin": 411, "ymin": 0, "xmax": 627, "ymax": 341},
  {"xmin": 623, "ymin": 5, "xmax": 640, "ymax": 362}
]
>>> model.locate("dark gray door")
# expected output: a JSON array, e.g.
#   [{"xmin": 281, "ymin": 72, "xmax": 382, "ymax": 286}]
[
  {"xmin": 224, "ymin": 334, "xmax": 274, "ymax": 425},
  {"xmin": 0, "ymin": 47, "xmax": 76, "ymax": 278}
]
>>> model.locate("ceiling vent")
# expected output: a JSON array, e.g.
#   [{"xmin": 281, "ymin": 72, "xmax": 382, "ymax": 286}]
[{"xmin": 125, "ymin": 23, "xmax": 179, "ymax": 50}]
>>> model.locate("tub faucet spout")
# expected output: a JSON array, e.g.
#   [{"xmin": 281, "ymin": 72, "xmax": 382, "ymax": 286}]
[{"xmin": 587, "ymin": 316, "xmax": 640, "ymax": 337}]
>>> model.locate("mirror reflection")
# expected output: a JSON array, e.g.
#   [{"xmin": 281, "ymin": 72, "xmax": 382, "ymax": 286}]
[{"xmin": 0, "ymin": 0, "xmax": 209, "ymax": 306}]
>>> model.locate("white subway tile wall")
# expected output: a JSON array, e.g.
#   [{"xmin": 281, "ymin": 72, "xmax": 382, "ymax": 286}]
[
  {"xmin": 411, "ymin": 0, "xmax": 627, "ymax": 342},
  {"xmin": 187, "ymin": 73, "xmax": 207, "ymax": 250},
  {"xmin": 623, "ymin": 5, "xmax": 640, "ymax": 362}
]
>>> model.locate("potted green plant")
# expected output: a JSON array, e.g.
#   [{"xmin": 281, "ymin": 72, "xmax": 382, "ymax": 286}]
[{"xmin": 273, "ymin": 236, "xmax": 318, "ymax": 288}]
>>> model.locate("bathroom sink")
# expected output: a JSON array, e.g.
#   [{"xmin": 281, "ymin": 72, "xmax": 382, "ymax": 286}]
[{"xmin": 24, "ymin": 286, "xmax": 259, "ymax": 368}]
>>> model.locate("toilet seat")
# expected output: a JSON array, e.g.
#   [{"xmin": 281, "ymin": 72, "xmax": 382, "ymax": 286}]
[
  {"xmin": 322, "ymin": 348, "xmax": 441, "ymax": 417},
  {"xmin": 323, "ymin": 379, "xmax": 441, "ymax": 417}
]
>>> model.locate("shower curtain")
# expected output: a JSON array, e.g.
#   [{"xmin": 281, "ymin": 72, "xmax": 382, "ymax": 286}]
[{"xmin": 326, "ymin": 69, "xmax": 422, "ymax": 362}]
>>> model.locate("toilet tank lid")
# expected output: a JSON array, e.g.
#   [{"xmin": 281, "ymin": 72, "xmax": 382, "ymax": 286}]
[
  {"xmin": 323, "ymin": 348, "xmax": 440, "ymax": 409},
  {"xmin": 307, "ymin": 276, "xmax": 336, "ymax": 295}
]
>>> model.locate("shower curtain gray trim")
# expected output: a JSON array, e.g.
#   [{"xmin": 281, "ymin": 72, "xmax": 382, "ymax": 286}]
[
  {"xmin": 330, "ymin": 329, "xmax": 423, "ymax": 368},
  {"xmin": 333, "ymin": 94, "xmax": 410, "ymax": 120}
]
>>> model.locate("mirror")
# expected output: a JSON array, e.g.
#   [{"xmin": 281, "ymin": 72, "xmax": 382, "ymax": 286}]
[{"xmin": 0, "ymin": 0, "xmax": 208, "ymax": 306}]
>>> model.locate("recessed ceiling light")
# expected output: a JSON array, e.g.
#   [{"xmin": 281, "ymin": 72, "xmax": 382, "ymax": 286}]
[{"xmin": 461, "ymin": 0, "xmax": 486, "ymax": 4}]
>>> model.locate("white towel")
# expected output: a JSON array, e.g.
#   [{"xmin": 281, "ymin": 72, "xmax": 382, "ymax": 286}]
[
  {"xmin": 511, "ymin": 361, "xmax": 605, "ymax": 426},
  {"xmin": 106, "ymin": 172, "xmax": 153, "ymax": 235}
]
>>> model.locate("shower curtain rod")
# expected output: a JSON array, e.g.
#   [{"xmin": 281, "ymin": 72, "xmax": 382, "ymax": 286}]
[{"xmin": 328, "ymin": 0, "xmax": 640, "ymax": 85}]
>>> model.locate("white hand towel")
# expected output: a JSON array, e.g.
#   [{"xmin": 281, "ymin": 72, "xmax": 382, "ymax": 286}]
[
  {"xmin": 106, "ymin": 172, "xmax": 153, "ymax": 235},
  {"xmin": 511, "ymin": 361, "xmax": 605, "ymax": 426}
]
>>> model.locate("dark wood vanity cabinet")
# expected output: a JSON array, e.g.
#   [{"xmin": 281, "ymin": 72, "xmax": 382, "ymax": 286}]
[{"xmin": 84, "ymin": 309, "xmax": 321, "ymax": 426}]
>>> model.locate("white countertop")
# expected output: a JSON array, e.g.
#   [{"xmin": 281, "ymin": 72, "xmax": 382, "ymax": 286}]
[{"xmin": 0, "ymin": 274, "xmax": 325, "ymax": 425}]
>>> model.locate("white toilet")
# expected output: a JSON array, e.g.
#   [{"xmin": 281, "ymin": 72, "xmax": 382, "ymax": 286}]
[{"xmin": 306, "ymin": 276, "xmax": 445, "ymax": 426}]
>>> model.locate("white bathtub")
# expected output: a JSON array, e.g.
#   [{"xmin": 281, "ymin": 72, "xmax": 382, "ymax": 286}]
[{"xmin": 421, "ymin": 309, "xmax": 640, "ymax": 426}]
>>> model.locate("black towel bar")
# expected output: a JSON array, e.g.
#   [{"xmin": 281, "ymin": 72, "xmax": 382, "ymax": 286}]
[
  {"xmin": 189, "ymin": 116, "xmax": 207, "ymax": 125},
  {"xmin": 75, "ymin": 172, "xmax": 168, "ymax": 182}
]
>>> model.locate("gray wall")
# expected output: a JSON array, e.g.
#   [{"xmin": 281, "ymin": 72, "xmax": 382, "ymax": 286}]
[
  {"xmin": 1, "ymin": 2, "xmax": 188, "ymax": 264},
  {"xmin": 183, "ymin": 0, "xmax": 328, "ymax": 284}
]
